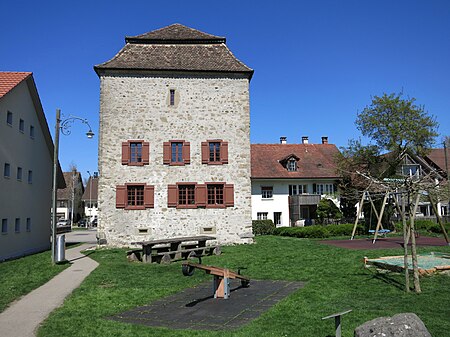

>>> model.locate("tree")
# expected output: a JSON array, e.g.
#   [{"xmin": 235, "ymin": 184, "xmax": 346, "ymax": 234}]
[
  {"xmin": 338, "ymin": 92, "xmax": 440, "ymax": 293},
  {"xmin": 317, "ymin": 199, "xmax": 342, "ymax": 224}
]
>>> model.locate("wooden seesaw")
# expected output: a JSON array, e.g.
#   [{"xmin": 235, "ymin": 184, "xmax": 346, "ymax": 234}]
[{"xmin": 181, "ymin": 261, "xmax": 250, "ymax": 299}]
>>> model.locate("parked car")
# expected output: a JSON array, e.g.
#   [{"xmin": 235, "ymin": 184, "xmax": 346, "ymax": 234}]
[
  {"xmin": 78, "ymin": 219, "xmax": 87, "ymax": 227},
  {"xmin": 91, "ymin": 218, "xmax": 98, "ymax": 227},
  {"xmin": 56, "ymin": 219, "xmax": 71, "ymax": 227}
]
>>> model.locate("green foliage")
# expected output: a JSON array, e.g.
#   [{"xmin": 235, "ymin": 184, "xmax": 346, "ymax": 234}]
[
  {"xmin": 273, "ymin": 223, "xmax": 363, "ymax": 238},
  {"xmin": 356, "ymin": 92, "xmax": 438, "ymax": 155},
  {"xmin": 316, "ymin": 198, "xmax": 342, "ymax": 224},
  {"xmin": 252, "ymin": 220, "xmax": 275, "ymax": 235},
  {"xmin": 395, "ymin": 220, "xmax": 450, "ymax": 234},
  {"xmin": 340, "ymin": 196, "xmax": 357, "ymax": 219}
]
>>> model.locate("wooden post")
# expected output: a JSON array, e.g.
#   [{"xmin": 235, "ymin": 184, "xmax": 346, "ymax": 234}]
[
  {"xmin": 372, "ymin": 192, "xmax": 389, "ymax": 243},
  {"xmin": 401, "ymin": 192, "xmax": 410, "ymax": 292},
  {"xmin": 410, "ymin": 193, "xmax": 422, "ymax": 293},
  {"xmin": 428, "ymin": 194, "xmax": 450, "ymax": 244}
]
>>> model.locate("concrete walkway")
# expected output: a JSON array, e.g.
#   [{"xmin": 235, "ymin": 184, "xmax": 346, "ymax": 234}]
[{"xmin": 0, "ymin": 243, "xmax": 99, "ymax": 337}]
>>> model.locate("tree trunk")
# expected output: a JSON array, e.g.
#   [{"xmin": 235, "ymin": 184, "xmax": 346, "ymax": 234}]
[
  {"xmin": 401, "ymin": 194, "xmax": 410, "ymax": 292},
  {"xmin": 410, "ymin": 193, "xmax": 422, "ymax": 293}
]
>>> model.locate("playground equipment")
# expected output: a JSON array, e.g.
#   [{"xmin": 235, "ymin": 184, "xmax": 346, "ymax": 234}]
[{"xmin": 181, "ymin": 262, "xmax": 250, "ymax": 299}]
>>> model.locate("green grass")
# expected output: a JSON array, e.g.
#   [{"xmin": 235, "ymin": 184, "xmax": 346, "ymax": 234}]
[
  {"xmin": 31, "ymin": 237, "xmax": 450, "ymax": 336},
  {"xmin": 0, "ymin": 250, "xmax": 69, "ymax": 312}
]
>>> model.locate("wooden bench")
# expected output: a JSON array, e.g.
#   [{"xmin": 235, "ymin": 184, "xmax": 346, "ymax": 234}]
[
  {"xmin": 131, "ymin": 236, "xmax": 219, "ymax": 263},
  {"xmin": 182, "ymin": 261, "xmax": 250, "ymax": 299}
]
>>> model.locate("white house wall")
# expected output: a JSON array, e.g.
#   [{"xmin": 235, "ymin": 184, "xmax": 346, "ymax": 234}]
[{"xmin": 0, "ymin": 81, "xmax": 52, "ymax": 260}]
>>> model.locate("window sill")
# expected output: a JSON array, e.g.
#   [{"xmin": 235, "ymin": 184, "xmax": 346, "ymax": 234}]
[
  {"xmin": 261, "ymin": 198, "xmax": 273, "ymax": 201},
  {"xmin": 205, "ymin": 162, "xmax": 224, "ymax": 165},
  {"xmin": 206, "ymin": 204, "xmax": 226, "ymax": 209},
  {"xmin": 169, "ymin": 162, "xmax": 186, "ymax": 166},
  {"xmin": 125, "ymin": 162, "xmax": 145, "ymax": 166},
  {"xmin": 125, "ymin": 206, "xmax": 146, "ymax": 210},
  {"xmin": 176, "ymin": 205, "xmax": 197, "ymax": 209}
]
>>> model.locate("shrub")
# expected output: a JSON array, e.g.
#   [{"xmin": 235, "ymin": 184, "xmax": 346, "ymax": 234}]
[
  {"xmin": 252, "ymin": 220, "xmax": 276, "ymax": 235},
  {"xmin": 274, "ymin": 226, "xmax": 330, "ymax": 238}
]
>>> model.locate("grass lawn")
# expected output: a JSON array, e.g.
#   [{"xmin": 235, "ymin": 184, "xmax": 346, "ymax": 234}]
[
  {"xmin": 0, "ymin": 250, "xmax": 69, "ymax": 312},
  {"xmin": 34, "ymin": 236, "xmax": 450, "ymax": 337}
]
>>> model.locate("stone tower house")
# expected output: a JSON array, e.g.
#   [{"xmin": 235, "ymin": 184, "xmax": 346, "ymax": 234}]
[{"xmin": 94, "ymin": 24, "xmax": 253, "ymax": 246}]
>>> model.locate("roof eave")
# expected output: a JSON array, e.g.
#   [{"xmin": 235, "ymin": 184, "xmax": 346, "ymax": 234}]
[{"xmin": 124, "ymin": 37, "xmax": 227, "ymax": 44}]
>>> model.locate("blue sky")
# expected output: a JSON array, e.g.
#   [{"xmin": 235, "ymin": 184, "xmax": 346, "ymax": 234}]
[{"xmin": 2, "ymin": 0, "xmax": 450, "ymax": 180}]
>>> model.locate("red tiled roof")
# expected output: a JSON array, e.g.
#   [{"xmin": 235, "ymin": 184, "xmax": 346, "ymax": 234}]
[
  {"xmin": 251, "ymin": 144, "xmax": 342, "ymax": 179},
  {"xmin": 57, "ymin": 171, "xmax": 83, "ymax": 200},
  {"xmin": 0, "ymin": 72, "xmax": 32, "ymax": 98},
  {"xmin": 425, "ymin": 148, "xmax": 447, "ymax": 174}
]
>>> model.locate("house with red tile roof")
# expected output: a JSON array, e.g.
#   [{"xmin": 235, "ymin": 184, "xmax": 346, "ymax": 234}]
[
  {"xmin": 0, "ymin": 72, "xmax": 65, "ymax": 261},
  {"xmin": 82, "ymin": 173, "xmax": 98, "ymax": 225},
  {"xmin": 251, "ymin": 136, "xmax": 342, "ymax": 227},
  {"xmin": 57, "ymin": 170, "xmax": 84, "ymax": 224}
]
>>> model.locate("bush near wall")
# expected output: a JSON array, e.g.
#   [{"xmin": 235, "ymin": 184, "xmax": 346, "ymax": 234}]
[
  {"xmin": 394, "ymin": 220, "xmax": 450, "ymax": 234},
  {"xmin": 252, "ymin": 220, "xmax": 276, "ymax": 235},
  {"xmin": 273, "ymin": 223, "xmax": 363, "ymax": 239}
]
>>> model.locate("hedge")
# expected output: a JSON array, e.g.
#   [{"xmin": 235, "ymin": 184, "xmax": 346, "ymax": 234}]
[
  {"xmin": 252, "ymin": 220, "xmax": 276, "ymax": 235},
  {"xmin": 273, "ymin": 223, "xmax": 363, "ymax": 239}
]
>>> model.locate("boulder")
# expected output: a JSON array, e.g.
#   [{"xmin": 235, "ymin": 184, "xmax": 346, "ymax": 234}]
[{"xmin": 354, "ymin": 313, "xmax": 431, "ymax": 337}]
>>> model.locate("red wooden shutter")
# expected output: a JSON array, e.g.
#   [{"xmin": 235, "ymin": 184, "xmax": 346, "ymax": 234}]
[
  {"xmin": 224, "ymin": 184, "xmax": 234, "ymax": 207},
  {"xmin": 142, "ymin": 142, "xmax": 150, "ymax": 165},
  {"xmin": 183, "ymin": 141, "xmax": 190, "ymax": 164},
  {"xmin": 221, "ymin": 141, "xmax": 228, "ymax": 164},
  {"xmin": 196, "ymin": 184, "xmax": 206, "ymax": 207},
  {"xmin": 201, "ymin": 142, "xmax": 209, "ymax": 164},
  {"xmin": 163, "ymin": 142, "xmax": 171, "ymax": 164},
  {"xmin": 167, "ymin": 184, "xmax": 178, "ymax": 207},
  {"xmin": 116, "ymin": 185, "xmax": 126, "ymax": 208},
  {"xmin": 144, "ymin": 185, "xmax": 154, "ymax": 208},
  {"xmin": 121, "ymin": 142, "xmax": 130, "ymax": 165}
]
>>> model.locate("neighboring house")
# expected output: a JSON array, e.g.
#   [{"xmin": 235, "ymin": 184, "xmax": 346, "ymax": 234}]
[
  {"xmin": 82, "ymin": 173, "xmax": 98, "ymax": 223},
  {"xmin": 0, "ymin": 72, "xmax": 65, "ymax": 261},
  {"xmin": 251, "ymin": 136, "xmax": 342, "ymax": 227},
  {"xmin": 94, "ymin": 24, "xmax": 254, "ymax": 246},
  {"xmin": 57, "ymin": 170, "xmax": 84, "ymax": 224}
]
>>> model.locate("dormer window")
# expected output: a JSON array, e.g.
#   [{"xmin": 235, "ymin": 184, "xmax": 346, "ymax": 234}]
[{"xmin": 287, "ymin": 159, "xmax": 297, "ymax": 172}]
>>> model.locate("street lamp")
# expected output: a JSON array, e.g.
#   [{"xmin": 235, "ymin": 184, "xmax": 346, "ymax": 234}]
[
  {"xmin": 87, "ymin": 170, "xmax": 92, "ymax": 228},
  {"xmin": 51, "ymin": 109, "xmax": 94, "ymax": 264}
]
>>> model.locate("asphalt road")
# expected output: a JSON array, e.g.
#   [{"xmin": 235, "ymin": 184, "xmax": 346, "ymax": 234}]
[{"xmin": 65, "ymin": 229, "xmax": 98, "ymax": 244}]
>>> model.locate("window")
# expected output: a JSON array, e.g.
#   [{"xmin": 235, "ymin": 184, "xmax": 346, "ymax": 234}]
[
  {"xmin": 30, "ymin": 125, "xmax": 35, "ymax": 138},
  {"xmin": 19, "ymin": 119, "xmax": 24, "ymax": 133},
  {"xmin": 168, "ymin": 183, "xmax": 234, "ymax": 208},
  {"xmin": 15, "ymin": 218, "xmax": 20, "ymax": 233},
  {"xmin": 1, "ymin": 219, "xmax": 7, "ymax": 234},
  {"xmin": 261, "ymin": 186, "xmax": 273, "ymax": 199},
  {"xmin": 274, "ymin": 212, "xmax": 282, "ymax": 225},
  {"xmin": 201, "ymin": 140, "xmax": 228, "ymax": 165},
  {"xmin": 116, "ymin": 184, "xmax": 154, "ymax": 209},
  {"xmin": 169, "ymin": 89, "xmax": 175, "ymax": 106},
  {"xmin": 27, "ymin": 170, "xmax": 33, "ymax": 184},
  {"xmin": 289, "ymin": 185, "xmax": 297, "ymax": 196},
  {"xmin": 17, "ymin": 167, "xmax": 22, "ymax": 181},
  {"xmin": 178, "ymin": 184, "xmax": 196, "ymax": 206},
  {"xmin": 207, "ymin": 184, "xmax": 224, "ymax": 207},
  {"xmin": 4, "ymin": 163, "xmax": 11, "ymax": 178},
  {"xmin": 402, "ymin": 164, "xmax": 420, "ymax": 178},
  {"xmin": 121, "ymin": 140, "xmax": 149, "ymax": 165},
  {"xmin": 163, "ymin": 140, "xmax": 190, "ymax": 165},
  {"xmin": 26, "ymin": 218, "xmax": 31, "ymax": 232},
  {"xmin": 314, "ymin": 184, "xmax": 334, "ymax": 195},
  {"xmin": 287, "ymin": 159, "xmax": 297, "ymax": 172},
  {"xmin": 257, "ymin": 212, "xmax": 268, "ymax": 220},
  {"xmin": 6, "ymin": 111, "xmax": 13, "ymax": 126}
]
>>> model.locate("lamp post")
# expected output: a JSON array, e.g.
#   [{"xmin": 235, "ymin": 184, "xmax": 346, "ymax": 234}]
[
  {"xmin": 87, "ymin": 170, "xmax": 92, "ymax": 228},
  {"xmin": 51, "ymin": 109, "xmax": 94, "ymax": 264}
]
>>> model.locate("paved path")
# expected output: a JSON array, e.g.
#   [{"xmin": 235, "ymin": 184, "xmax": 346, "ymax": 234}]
[{"xmin": 0, "ymin": 242, "xmax": 98, "ymax": 337}]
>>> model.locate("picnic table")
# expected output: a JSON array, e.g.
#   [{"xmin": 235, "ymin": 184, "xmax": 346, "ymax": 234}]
[{"xmin": 131, "ymin": 235, "xmax": 219, "ymax": 263}]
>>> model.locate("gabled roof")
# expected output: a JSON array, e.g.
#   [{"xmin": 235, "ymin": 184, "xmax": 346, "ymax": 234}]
[
  {"xmin": 82, "ymin": 176, "xmax": 98, "ymax": 201},
  {"xmin": 0, "ymin": 72, "xmax": 32, "ymax": 98},
  {"xmin": 424, "ymin": 148, "xmax": 448, "ymax": 176},
  {"xmin": 94, "ymin": 24, "xmax": 253, "ymax": 79},
  {"xmin": 0, "ymin": 72, "xmax": 65, "ymax": 188},
  {"xmin": 251, "ymin": 144, "xmax": 341, "ymax": 179},
  {"xmin": 57, "ymin": 171, "xmax": 83, "ymax": 200}
]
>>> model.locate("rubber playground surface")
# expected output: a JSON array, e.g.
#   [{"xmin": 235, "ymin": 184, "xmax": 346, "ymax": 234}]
[{"xmin": 319, "ymin": 236, "xmax": 448, "ymax": 250}]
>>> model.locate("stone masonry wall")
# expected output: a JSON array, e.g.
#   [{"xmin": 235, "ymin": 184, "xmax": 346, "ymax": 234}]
[{"xmin": 97, "ymin": 74, "xmax": 252, "ymax": 246}]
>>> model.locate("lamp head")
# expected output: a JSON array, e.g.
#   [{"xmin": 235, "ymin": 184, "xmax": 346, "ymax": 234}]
[{"xmin": 86, "ymin": 130, "xmax": 94, "ymax": 139}]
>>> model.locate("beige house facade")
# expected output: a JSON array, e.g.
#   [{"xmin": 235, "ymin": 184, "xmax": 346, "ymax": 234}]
[
  {"xmin": 0, "ymin": 72, "xmax": 64, "ymax": 261},
  {"xmin": 94, "ymin": 24, "xmax": 254, "ymax": 246}
]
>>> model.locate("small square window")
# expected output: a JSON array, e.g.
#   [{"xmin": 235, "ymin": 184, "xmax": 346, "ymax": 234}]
[
  {"xmin": 257, "ymin": 212, "xmax": 268, "ymax": 220},
  {"xmin": 4, "ymin": 163, "xmax": 10, "ymax": 178},
  {"xmin": 19, "ymin": 119, "xmax": 24, "ymax": 132},
  {"xmin": 207, "ymin": 184, "xmax": 224, "ymax": 206},
  {"xmin": 178, "ymin": 185, "xmax": 196, "ymax": 206},
  {"xmin": 261, "ymin": 186, "xmax": 273, "ymax": 199},
  {"xmin": 1, "ymin": 219, "xmax": 7, "ymax": 234},
  {"xmin": 6, "ymin": 111, "xmax": 13, "ymax": 126},
  {"xmin": 17, "ymin": 167, "xmax": 22, "ymax": 181},
  {"xmin": 26, "ymin": 218, "xmax": 31, "ymax": 232},
  {"xmin": 30, "ymin": 125, "xmax": 35, "ymax": 138},
  {"xmin": 127, "ymin": 185, "xmax": 144, "ymax": 207},
  {"xmin": 15, "ymin": 218, "xmax": 20, "ymax": 233},
  {"xmin": 27, "ymin": 170, "xmax": 33, "ymax": 184},
  {"xmin": 169, "ymin": 89, "xmax": 175, "ymax": 106}
]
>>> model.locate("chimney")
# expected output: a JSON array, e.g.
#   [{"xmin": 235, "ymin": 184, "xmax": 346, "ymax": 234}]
[
  {"xmin": 280, "ymin": 136, "xmax": 287, "ymax": 144},
  {"xmin": 321, "ymin": 136, "xmax": 329, "ymax": 144},
  {"xmin": 302, "ymin": 136, "xmax": 309, "ymax": 144}
]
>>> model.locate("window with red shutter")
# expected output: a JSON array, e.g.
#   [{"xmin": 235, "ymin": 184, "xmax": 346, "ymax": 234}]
[
  {"xmin": 202, "ymin": 140, "xmax": 228, "ymax": 165},
  {"xmin": 116, "ymin": 185, "xmax": 126, "ymax": 208},
  {"xmin": 167, "ymin": 184, "xmax": 178, "ymax": 207},
  {"xmin": 224, "ymin": 184, "xmax": 234, "ymax": 207},
  {"xmin": 116, "ymin": 183, "xmax": 154, "ymax": 209},
  {"xmin": 163, "ymin": 140, "xmax": 190, "ymax": 166},
  {"xmin": 122, "ymin": 140, "xmax": 150, "ymax": 166},
  {"xmin": 206, "ymin": 183, "xmax": 225, "ymax": 208}
]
